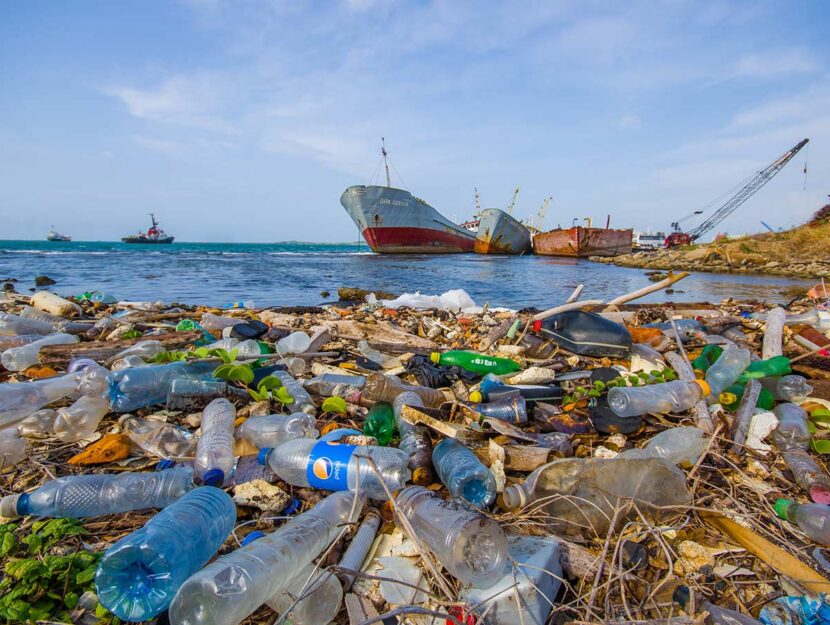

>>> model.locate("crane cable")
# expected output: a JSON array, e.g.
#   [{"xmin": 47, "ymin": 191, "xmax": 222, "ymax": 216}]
[{"xmin": 803, "ymin": 143, "xmax": 809, "ymax": 191}]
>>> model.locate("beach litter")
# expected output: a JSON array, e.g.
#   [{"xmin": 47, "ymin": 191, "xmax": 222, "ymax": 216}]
[{"xmin": 1, "ymin": 281, "xmax": 830, "ymax": 625}]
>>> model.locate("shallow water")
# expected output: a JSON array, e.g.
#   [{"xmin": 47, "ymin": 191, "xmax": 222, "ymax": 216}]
[{"xmin": 0, "ymin": 240, "xmax": 812, "ymax": 308}]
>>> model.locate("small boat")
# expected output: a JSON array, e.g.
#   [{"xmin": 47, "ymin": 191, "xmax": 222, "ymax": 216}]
[
  {"xmin": 122, "ymin": 214, "xmax": 175, "ymax": 244},
  {"xmin": 533, "ymin": 217, "xmax": 632, "ymax": 258},
  {"xmin": 46, "ymin": 226, "xmax": 71, "ymax": 242}
]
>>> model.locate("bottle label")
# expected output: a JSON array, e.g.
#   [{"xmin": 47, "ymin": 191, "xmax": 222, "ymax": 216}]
[{"xmin": 307, "ymin": 441, "xmax": 357, "ymax": 490}]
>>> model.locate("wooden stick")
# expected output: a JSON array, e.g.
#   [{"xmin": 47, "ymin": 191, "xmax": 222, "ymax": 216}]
[
  {"xmin": 531, "ymin": 299, "xmax": 604, "ymax": 322},
  {"xmin": 762, "ymin": 307, "xmax": 786, "ymax": 360},
  {"xmin": 790, "ymin": 342, "xmax": 830, "ymax": 363},
  {"xmin": 731, "ymin": 378, "xmax": 761, "ymax": 455},
  {"xmin": 38, "ymin": 331, "xmax": 202, "ymax": 367},
  {"xmin": 605, "ymin": 271, "xmax": 690, "ymax": 307},
  {"xmin": 565, "ymin": 284, "xmax": 584, "ymax": 303}
]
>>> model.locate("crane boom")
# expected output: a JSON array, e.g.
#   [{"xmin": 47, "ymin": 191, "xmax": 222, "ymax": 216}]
[
  {"xmin": 666, "ymin": 138, "xmax": 809, "ymax": 247},
  {"xmin": 506, "ymin": 187, "xmax": 520, "ymax": 215}
]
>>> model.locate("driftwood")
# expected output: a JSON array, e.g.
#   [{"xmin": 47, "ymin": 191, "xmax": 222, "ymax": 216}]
[
  {"xmin": 474, "ymin": 443, "xmax": 552, "ymax": 471},
  {"xmin": 731, "ymin": 379, "xmax": 761, "ymax": 455},
  {"xmin": 38, "ymin": 331, "xmax": 201, "ymax": 367},
  {"xmin": 320, "ymin": 319, "xmax": 437, "ymax": 355},
  {"xmin": 605, "ymin": 271, "xmax": 690, "ymax": 307},
  {"xmin": 399, "ymin": 405, "xmax": 483, "ymax": 442}
]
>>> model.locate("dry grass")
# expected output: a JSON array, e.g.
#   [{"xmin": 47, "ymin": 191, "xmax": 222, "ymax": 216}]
[{"xmin": 710, "ymin": 221, "xmax": 830, "ymax": 264}]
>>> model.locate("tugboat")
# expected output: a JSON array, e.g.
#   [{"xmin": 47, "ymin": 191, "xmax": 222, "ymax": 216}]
[
  {"xmin": 46, "ymin": 226, "xmax": 72, "ymax": 242},
  {"xmin": 121, "ymin": 214, "xmax": 175, "ymax": 244}
]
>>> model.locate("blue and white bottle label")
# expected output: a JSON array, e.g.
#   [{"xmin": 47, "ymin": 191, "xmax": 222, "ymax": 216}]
[{"xmin": 306, "ymin": 441, "xmax": 356, "ymax": 490}]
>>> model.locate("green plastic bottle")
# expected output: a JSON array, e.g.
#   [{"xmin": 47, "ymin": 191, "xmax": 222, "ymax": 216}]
[
  {"xmin": 363, "ymin": 402, "xmax": 395, "ymax": 445},
  {"xmin": 719, "ymin": 383, "xmax": 775, "ymax": 411},
  {"xmin": 692, "ymin": 345, "xmax": 722, "ymax": 376},
  {"xmin": 429, "ymin": 350, "xmax": 521, "ymax": 376},
  {"xmin": 737, "ymin": 356, "xmax": 792, "ymax": 383}
]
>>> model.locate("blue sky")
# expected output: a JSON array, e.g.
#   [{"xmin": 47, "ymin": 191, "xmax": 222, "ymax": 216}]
[{"xmin": 1, "ymin": 0, "xmax": 828, "ymax": 242}]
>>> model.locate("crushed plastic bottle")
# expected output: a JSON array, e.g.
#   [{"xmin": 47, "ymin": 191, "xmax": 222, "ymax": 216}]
[
  {"xmin": 200, "ymin": 312, "xmax": 243, "ymax": 332},
  {"xmin": 0, "ymin": 312, "xmax": 55, "ymax": 336},
  {"xmin": 0, "ymin": 428, "xmax": 27, "ymax": 469},
  {"xmin": 395, "ymin": 485, "xmax": 507, "ymax": 588},
  {"xmin": 705, "ymin": 344, "xmax": 751, "ymax": 399},
  {"xmin": 621, "ymin": 426, "xmax": 709, "ymax": 467},
  {"xmin": 337, "ymin": 508, "xmax": 381, "ymax": 591},
  {"xmin": 430, "ymin": 350, "xmax": 521, "ymax": 375},
  {"xmin": 470, "ymin": 375, "xmax": 563, "ymax": 406},
  {"xmin": 272, "ymin": 370, "xmax": 317, "ymax": 416},
  {"xmin": 720, "ymin": 383, "xmax": 775, "ymax": 411},
  {"xmin": 110, "ymin": 340, "xmax": 165, "ymax": 364},
  {"xmin": 692, "ymin": 344, "xmax": 723, "ymax": 375},
  {"xmin": 107, "ymin": 361, "xmax": 217, "ymax": 412},
  {"xmin": 119, "ymin": 414, "xmax": 197, "ymax": 459},
  {"xmin": 737, "ymin": 356, "xmax": 792, "ymax": 383},
  {"xmin": 169, "ymin": 491, "xmax": 363, "ymax": 625},
  {"xmin": 770, "ymin": 403, "xmax": 811, "ymax": 451},
  {"xmin": 166, "ymin": 379, "xmax": 232, "ymax": 411},
  {"xmin": 0, "ymin": 372, "xmax": 81, "ymax": 428},
  {"xmin": 363, "ymin": 402, "xmax": 395, "ymax": 445},
  {"xmin": 432, "ymin": 438, "xmax": 497, "ymax": 508},
  {"xmin": 53, "ymin": 396, "xmax": 110, "ymax": 442},
  {"xmin": 95, "ymin": 486, "xmax": 236, "ymax": 621},
  {"xmin": 194, "ymin": 398, "xmax": 236, "ymax": 486},
  {"xmin": 15, "ymin": 408, "xmax": 57, "ymax": 437},
  {"xmin": 258, "ymin": 438, "xmax": 410, "ymax": 500},
  {"xmin": 2, "ymin": 332, "xmax": 79, "ymax": 371},
  {"xmin": 775, "ymin": 375, "xmax": 813, "ymax": 401},
  {"xmin": 464, "ymin": 393, "xmax": 528, "ymax": 424},
  {"xmin": 236, "ymin": 412, "xmax": 318, "ymax": 448},
  {"xmin": 782, "ymin": 451, "xmax": 830, "ymax": 504},
  {"xmin": 775, "ymin": 499, "xmax": 830, "ymax": 545},
  {"xmin": 77, "ymin": 363, "xmax": 111, "ymax": 398},
  {"xmin": 393, "ymin": 392, "xmax": 434, "ymax": 485},
  {"xmin": 607, "ymin": 380, "xmax": 709, "ymax": 418},
  {"xmin": 0, "ymin": 467, "xmax": 193, "ymax": 518},
  {"xmin": 267, "ymin": 564, "xmax": 342, "ymax": 625},
  {"xmin": 362, "ymin": 372, "xmax": 445, "ymax": 408},
  {"xmin": 304, "ymin": 373, "xmax": 365, "ymax": 396},
  {"xmin": 206, "ymin": 337, "xmax": 264, "ymax": 359}
]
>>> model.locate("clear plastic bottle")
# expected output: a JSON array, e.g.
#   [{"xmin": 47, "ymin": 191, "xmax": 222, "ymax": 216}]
[
  {"xmin": 0, "ymin": 313, "xmax": 54, "ymax": 336},
  {"xmin": 107, "ymin": 361, "xmax": 217, "ymax": 412},
  {"xmin": 206, "ymin": 337, "xmax": 263, "ymax": 359},
  {"xmin": 770, "ymin": 403, "xmax": 811, "ymax": 451},
  {"xmin": 272, "ymin": 370, "xmax": 317, "ymax": 416},
  {"xmin": 16, "ymin": 408, "xmax": 57, "ymax": 437},
  {"xmin": 393, "ymin": 392, "xmax": 434, "ymax": 485},
  {"xmin": 276, "ymin": 331, "xmax": 312, "ymax": 355},
  {"xmin": 266, "ymin": 564, "xmax": 343, "ymax": 625},
  {"xmin": 77, "ymin": 363, "xmax": 111, "ymax": 398},
  {"xmin": 110, "ymin": 354, "xmax": 152, "ymax": 371},
  {"xmin": 705, "ymin": 345, "xmax": 751, "ymax": 398},
  {"xmin": 236, "ymin": 412, "xmax": 318, "ymax": 448},
  {"xmin": 194, "ymin": 398, "xmax": 236, "ymax": 486},
  {"xmin": 19, "ymin": 306, "xmax": 88, "ymax": 333},
  {"xmin": 0, "ymin": 428, "xmax": 27, "ymax": 469},
  {"xmin": 200, "ymin": 312, "xmax": 243, "ymax": 332},
  {"xmin": 783, "ymin": 451, "xmax": 830, "ymax": 504},
  {"xmin": 119, "ymin": 415, "xmax": 197, "ymax": 460},
  {"xmin": 0, "ymin": 372, "xmax": 81, "ymax": 428},
  {"xmin": 775, "ymin": 499, "xmax": 830, "ymax": 545},
  {"xmin": 337, "ymin": 509, "xmax": 381, "ymax": 591},
  {"xmin": 0, "ymin": 467, "xmax": 193, "ymax": 519},
  {"xmin": 169, "ymin": 491, "xmax": 363, "ymax": 625},
  {"xmin": 303, "ymin": 373, "xmax": 366, "ymax": 396},
  {"xmin": 464, "ymin": 393, "xmax": 528, "ymax": 424},
  {"xmin": 53, "ymin": 396, "xmax": 110, "ymax": 442},
  {"xmin": 395, "ymin": 485, "xmax": 507, "ymax": 588},
  {"xmin": 432, "ymin": 438, "xmax": 496, "ymax": 508},
  {"xmin": 258, "ymin": 438, "xmax": 410, "ymax": 500},
  {"xmin": 607, "ymin": 379, "xmax": 709, "ymax": 418},
  {"xmin": 362, "ymin": 372, "xmax": 445, "ymax": 408},
  {"xmin": 775, "ymin": 375, "xmax": 813, "ymax": 401},
  {"xmin": 111, "ymin": 340, "xmax": 165, "ymax": 363},
  {"xmin": 2, "ymin": 333, "xmax": 79, "ymax": 371},
  {"xmin": 95, "ymin": 486, "xmax": 236, "ymax": 622},
  {"xmin": 0, "ymin": 334, "xmax": 43, "ymax": 352},
  {"xmin": 620, "ymin": 426, "xmax": 709, "ymax": 467}
]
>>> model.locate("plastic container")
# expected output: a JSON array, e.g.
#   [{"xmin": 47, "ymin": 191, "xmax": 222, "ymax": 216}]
[
  {"xmin": 0, "ymin": 428, "xmax": 27, "ymax": 469},
  {"xmin": 53, "ymin": 396, "xmax": 110, "ymax": 442},
  {"xmin": 783, "ymin": 451, "xmax": 830, "ymax": 504},
  {"xmin": 533, "ymin": 311, "xmax": 632, "ymax": 358},
  {"xmin": 236, "ymin": 412, "xmax": 318, "ymax": 448},
  {"xmin": 775, "ymin": 499, "xmax": 830, "ymax": 545},
  {"xmin": 111, "ymin": 340, "xmax": 165, "ymax": 364},
  {"xmin": 775, "ymin": 375, "xmax": 813, "ymax": 401},
  {"xmin": 432, "ymin": 438, "xmax": 497, "ymax": 508},
  {"xmin": 464, "ymin": 393, "xmax": 528, "ymax": 424},
  {"xmin": 276, "ymin": 331, "xmax": 312, "ymax": 355},
  {"xmin": 169, "ymin": 491, "xmax": 363, "ymax": 625},
  {"xmin": 16, "ymin": 409, "xmax": 57, "ymax": 437},
  {"xmin": 206, "ymin": 337, "xmax": 264, "ymax": 360},
  {"xmin": 692, "ymin": 344, "xmax": 723, "ymax": 375},
  {"xmin": 2, "ymin": 333, "xmax": 79, "ymax": 371},
  {"xmin": 621, "ymin": 426, "xmax": 709, "ymax": 467},
  {"xmin": 705, "ymin": 345, "xmax": 751, "ymax": 398},
  {"xmin": 363, "ymin": 402, "xmax": 395, "ymax": 445},
  {"xmin": 95, "ymin": 486, "xmax": 236, "ymax": 621},
  {"xmin": 770, "ymin": 403, "xmax": 811, "ymax": 451},
  {"xmin": 119, "ymin": 415, "xmax": 197, "ymax": 460},
  {"xmin": 267, "ymin": 565, "xmax": 342, "ymax": 625},
  {"xmin": 304, "ymin": 373, "xmax": 365, "ymax": 396},
  {"xmin": 607, "ymin": 379, "xmax": 709, "ymax": 418},
  {"xmin": 0, "ymin": 372, "xmax": 81, "ymax": 429},
  {"xmin": 0, "ymin": 313, "xmax": 56, "ymax": 336},
  {"xmin": 0, "ymin": 467, "xmax": 193, "ymax": 519},
  {"xmin": 272, "ymin": 370, "xmax": 317, "ymax": 416},
  {"xmin": 362, "ymin": 372, "xmax": 445, "ymax": 408},
  {"xmin": 337, "ymin": 509, "xmax": 382, "ymax": 591},
  {"xmin": 200, "ymin": 313, "xmax": 243, "ymax": 332},
  {"xmin": 393, "ymin": 392, "xmax": 434, "ymax": 485},
  {"xmin": 429, "ymin": 350, "xmax": 521, "ymax": 376},
  {"xmin": 720, "ymin": 383, "xmax": 775, "ymax": 411},
  {"xmin": 395, "ymin": 485, "xmax": 507, "ymax": 588},
  {"xmin": 107, "ymin": 361, "xmax": 217, "ymax": 412},
  {"xmin": 259, "ymin": 438, "xmax": 410, "ymax": 500},
  {"xmin": 737, "ymin": 355, "xmax": 792, "ymax": 383},
  {"xmin": 194, "ymin": 398, "xmax": 236, "ymax": 486},
  {"xmin": 0, "ymin": 334, "xmax": 44, "ymax": 352}
]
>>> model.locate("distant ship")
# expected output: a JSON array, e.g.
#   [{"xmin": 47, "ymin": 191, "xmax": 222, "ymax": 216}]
[
  {"xmin": 633, "ymin": 231, "xmax": 666, "ymax": 250},
  {"xmin": 533, "ymin": 216, "xmax": 633, "ymax": 258},
  {"xmin": 46, "ymin": 226, "xmax": 71, "ymax": 242},
  {"xmin": 122, "ymin": 214, "xmax": 175, "ymax": 244},
  {"xmin": 340, "ymin": 140, "xmax": 476, "ymax": 254},
  {"xmin": 473, "ymin": 188, "xmax": 532, "ymax": 255}
]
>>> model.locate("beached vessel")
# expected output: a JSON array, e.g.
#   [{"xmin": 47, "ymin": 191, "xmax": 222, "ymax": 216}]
[
  {"xmin": 121, "ymin": 214, "xmax": 175, "ymax": 244},
  {"xmin": 340, "ymin": 141, "xmax": 476, "ymax": 253},
  {"xmin": 474, "ymin": 208, "xmax": 532, "ymax": 255},
  {"xmin": 46, "ymin": 226, "xmax": 71, "ymax": 242},
  {"xmin": 533, "ymin": 224, "xmax": 633, "ymax": 257}
]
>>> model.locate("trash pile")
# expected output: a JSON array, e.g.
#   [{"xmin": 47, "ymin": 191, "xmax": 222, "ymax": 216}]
[{"xmin": 1, "ymin": 281, "xmax": 830, "ymax": 625}]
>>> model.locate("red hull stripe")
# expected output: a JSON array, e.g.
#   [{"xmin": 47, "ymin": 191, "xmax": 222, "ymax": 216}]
[{"xmin": 363, "ymin": 227, "xmax": 476, "ymax": 253}]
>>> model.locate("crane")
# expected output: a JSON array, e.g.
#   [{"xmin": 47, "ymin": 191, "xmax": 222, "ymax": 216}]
[
  {"xmin": 535, "ymin": 196, "xmax": 552, "ymax": 231},
  {"xmin": 505, "ymin": 187, "xmax": 520, "ymax": 216},
  {"xmin": 665, "ymin": 138, "xmax": 809, "ymax": 248}
]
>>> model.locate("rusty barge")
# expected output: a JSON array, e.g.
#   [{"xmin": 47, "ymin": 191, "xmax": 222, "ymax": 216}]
[{"xmin": 532, "ymin": 220, "xmax": 633, "ymax": 258}]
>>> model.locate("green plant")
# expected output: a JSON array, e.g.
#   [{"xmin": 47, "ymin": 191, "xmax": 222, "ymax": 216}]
[
  {"xmin": 247, "ymin": 375, "xmax": 294, "ymax": 406},
  {"xmin": 561, "ymin": 368, "xmax": 677, "ymax": 406},
  {"xmin": 121, "ymin": 329, "xmax": 142, "ymax": 340},
  {"xmin": 322, "ymin": 396, "xmax": 348, "ymax": 415},
  {"xmin": 0, "ymin": 519, "xmax": 119, "ymax": 624}
]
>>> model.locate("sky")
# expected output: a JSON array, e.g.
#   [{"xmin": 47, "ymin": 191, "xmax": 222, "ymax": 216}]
[{"xmin": 1, "ymin": 0, "xmax": 828, "ymax": 243}]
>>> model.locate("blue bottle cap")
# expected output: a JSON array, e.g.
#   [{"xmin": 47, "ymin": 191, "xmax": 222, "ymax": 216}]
[
  {"xmin": 16, "ymin": 493, "xmax": 30, "ymax": 516},
  {"xmin": 156, "ymin": 459, "xmax": 177, "ymax": 471},
  {"xmin": 202, "ymin": 469, "xmax": 225, "ymax": 487},
  {"xmin": 257, "ymin": 448, "xmax": 273, "ymax": 466},
  {"xmin": 282, "ymin": 499, "xmax": 301, "ymax": 515},
  {"xmin": 241, "ymin": 531, "xmax": 265, "ymax": 546}
]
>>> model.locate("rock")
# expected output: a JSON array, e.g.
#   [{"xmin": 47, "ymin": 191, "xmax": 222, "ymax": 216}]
[
  {"xmin": 765, "ymin": 261, "xmax": 780, "ymax": 269},
  {"xmin": 34, "ymin": 275, "xmax": 56, "ymax": 286},
  {"xmin": 745, "ymin": 411, "xmax": 778, "ymax": 455},
  {"xmin": 674, "ymin": 540, "xmax": 715, "ymax": 576},
  {"xmin": 232, "ymin": 479, "xmax": 290, "ymax": 512}
]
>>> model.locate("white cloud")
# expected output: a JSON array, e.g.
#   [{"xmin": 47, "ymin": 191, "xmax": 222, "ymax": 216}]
[{"xmin": 132, "ymin": 135, "xmax": 184, "ymax": 153}]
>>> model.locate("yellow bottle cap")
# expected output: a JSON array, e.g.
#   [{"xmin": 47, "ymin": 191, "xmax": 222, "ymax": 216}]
[
  {"xmin": 719, "ymin": 392, "xmax": 737, "ymax": 405},
  {"xmin": 695, "ymin": 379, "xmax": 711, "ymax": 397},
  {"xmin": 469, "ymin": 391, "xmax": 483, "ymax": 403},
  {"xmin": 429, "ymin": 352, "xmax": 440, "ymax": 364}
]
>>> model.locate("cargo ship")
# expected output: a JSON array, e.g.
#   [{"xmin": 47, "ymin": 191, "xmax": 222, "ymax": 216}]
[
  {"xmin": 46, "ymin": 226, "xmax": 72, "ymax": 242},
  {"xmin": 121, "ymin": 214, "xmax": 175, "ymax": 244},
  {"xmin": 340, "ymin": 141, "xmax": 476, "ymax": 253},
  {"xmin": 474, "ymin": 209, "xmax": 531, "ymax": 255},
  {"xmin": 533, "ymin": 217, "xmax": 632, "ymax": 257}
]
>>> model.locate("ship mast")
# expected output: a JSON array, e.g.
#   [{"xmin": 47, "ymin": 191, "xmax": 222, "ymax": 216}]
[
  {"xmin": 149, "ymin": 213, "xmax": 158, "ymax": 229},
  {"xmin": 474, "ymin": 187, "xmax": 481, "ymax": 217},
  {"xmin": 506, "ymin": 187, "xmax": 520, "ymax": 216},
  {"xmin": 381, "ymin": 137, "xmax": 391, "ymax": 188}
]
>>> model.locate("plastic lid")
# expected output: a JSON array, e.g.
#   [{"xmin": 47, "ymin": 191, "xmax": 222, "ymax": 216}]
[
  {"xmin": 0, "ymin": 494, "xmax": 20, "ymax": 519},
  {"xmin": 156, "ymin": 458, "xmax": 177, "ymax": 471},
  {"xmin": 202, "ymin": 469, "xmax": 225, "ymax": 487},
  {"xmin": 718, "ymin": 392, "xmax": 737, "ymax": 406},
  {"xmin": 468, "ymin": 391, "xmax": 483, "ymax": 403},
  {"xmin": 774, "ymin": 498, "xmax": 794, "ymax": 520},
  {"xmin": 695, "ymin": 379, "xmax": 711, "ymax": 397},
  {"xmin": 532, "ymin": 319, "xmax": 542, "ymax": 332},
  {"xmin": 429, "ymin": 352, "xmax": 440, "ymax": 364},
  {"xmin": 241, "ymin": 531, "xmax": 265, "ymax": 546},
  {"xmin": 257, "ymin": 448, "xmax": 273, "ymax": 466}
]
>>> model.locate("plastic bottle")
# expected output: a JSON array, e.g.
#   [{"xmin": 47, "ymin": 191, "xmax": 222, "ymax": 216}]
[
  {"xmin": 430, "ymin": 350, "xmax": 521, "ymax": 376},
  {"xmin": 276, "ymin": 331, "xmax": 312, "ymax": 355},
  {"xmin": 770, "ymin": 403, "xmax": 811, "ymax": 451},
  {"xmin": 176, "ymin": 318, "xmax": 215, "ymax": 344},
  {"xmin": 607, "ymin": 379, "xmax": 709, "ymax": 418},
  {"xmin": 236, "ymin": 412, "xmax": 318, "ymax": 448},
  {"xmin": 16, "ymin": 409, "xmax": 57, "ymax": 437},
  {"xmin": 620, "ymin": 426, "xmax": 709, "ymax": 467},
  {"xmin": 783, "ymin": 451, "xmax": 830, "ymax": 504},
  {"xmin": 645, "ymin": 319, "xmax": 703, "ymax": 333},
  {"xmin": 705, "ymin": 345, "xmax": 751, "ymax": 398},
  {"xmin": 107, "ymin": 361, "xmax": 217, "ymax": 412},
  {"xmin": 363, "ymin": 402, "xmax": 395, "ymax": 445},
  {"xmin": 266, "ymin": 564, "xmax": 343, "ymax": 625},
  {"xmin": 464, "ymin": 393, "xmax": 528, "ymax": 424},
  {"xmin": 0, "ymin": 428, "xmax": 27, "ymax": 468},
  {"xmin": 393, "ymin": 392, "xmax": 434, "ymax": 485},
  {"xmin": 362, "ymin": 372, "xmax": 445, "ymax": 408},
  {"xmin": 0, "ymin": 467, "xmax": 193, "ymax": 519},
  {"xmin": 304, "ymin": 373, "xmax": 366, "ymax": 396},
  {"xmin": 692, "ymin": 344, "xmax": 723, "ymax": 375},
  {"xmin": 2, "ymin": 333, "xmax": 79, "ymax": 371},
  {"xmin": 53, "ymin": 396, "xmax": 110, "ymax": 442},
  {"xmin": 111, "ymin": 340, "xmax": 165, "ymax": 363},
  {"xmin": 0, "ymin": 313, "xmax": 55, "ymax": 336},
  {"xmin": 0, "ymin": 372, "xmax": 81, "ymax": 428},
  {"xmin": 737, "ymin": 355, "xmax": 792, "ymax": 383},
  {"xmin": 775, "ymin": 499, "xmax": 830, "ymax": 545},
  {"xmin": 271, "ymin": 370, "xmax": 317, "ymax": 416},
  {"xmin": 111, "ymin": 354, "xmax": 152, "ymax": 371},
  {"xmin": 76, "ymin": 363, "xmax": 111, "ymax": 398},
  {"xmin": 469, "ymin": 378, "xmax": 563, "ymax": 406},
  {"xmin": 166, "ymin": 379, "xmax": 232, "ymax": 410},
  {"xmin": 0, "ymin": 334, "xmax": 43, "ymax": 352},
  {"xmin": 337, "ymin": 509, "xmax": 382, "ymax": 591},
  {"xmin": 775, "ymin": 375, "xmax": 813, "ymax": 401},
  {"xmin": 500, "ymin": 457, "xmax": 691, "ymax": 538},
  {"xmin": 395, "ymin": 485, "xmax": 507, "ymax": 588},
  {"xmin": 193, "ymin": 398, "xmax": 236, "ymax": 486},
  {"xmin": 258, "ymin": 438, "xmax": 410, "ymax": 500},
  {"xmin": 119, "ymin": 414, "xmax": 197, "ymax": 459},
  {"xmin": 90, "ymin": 291, "xmax": 117, "ymax": 304},
  {"xmin": 200, "ymin": 313, "xmax": 243, "ymax": 332},
  {"xmin": 19, "ymin": 306, "xmax": 88, "ymax": 333},
  {"xmin": 169, "ymin": 491, "xmax": 363, "ymax": 625},
  {"xmin": 95, "ymin": 486, "xmax": 236, "ymax": 621},
  {"xmin": 358, "ymin": 339, "xmax": 396, "ymax": 368},
  {"xmin": 432, "ymin": 438, "xmax": 496, "ymax": 508},
  {"xmin": 719, "ymin": 383, "xmax": 775, "ymax": 411}
]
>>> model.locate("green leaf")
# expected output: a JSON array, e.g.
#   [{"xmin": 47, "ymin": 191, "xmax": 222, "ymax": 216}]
[
  {"xmin": 257, "ymin": 376, "xmax": 284, "ymax": 393},
  {"xmin": 811, "ymin": 409, "xmax": 830, "ymax": 424},
  {"xmin": 587, "ymin": 389, "xmax": 601, "ymax": 398},
  {"xmin": 75, "ymin": 565, "xmax": 98, "ymax": 585},
  {"xmin": 227, "ymin": 348, "xmax": 239, "ymax": 363},
  {"xmin": 193, "ymin": 346, "xmax": 211, "ymax": 359},
  {"xmin": 811, "ymin": 438, "xmax": 830, "ymax": 454},
  {"xmin": 322, "ymin": 396, "xmax": 347, "ymax": 414},
  {"xmin": 64, "ymin": 592, "xmax": 79, "ymax": 610},
  {"xmin": 0, "ymin": 532, "xmax": 16, "ymax": 558},
  {"xmin": 95, "ymin": 602, "xmax": 110, "ymax": 618},
  {"xmin": 273, "ymin": 386, "xmax": 294, "ymax": 405}
]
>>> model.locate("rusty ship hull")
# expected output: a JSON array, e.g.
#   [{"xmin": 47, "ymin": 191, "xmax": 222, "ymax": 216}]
[
  {"xmin": 532, "ymin": 226, "xmax": 633, "ymax": 257},
  {"xmin": 473, "ymin": 208, "xmax": 532, "ymax": 255},
  {"xmin": 341, "ymin": 185, "xmax": 476, "ymax": 254}
]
